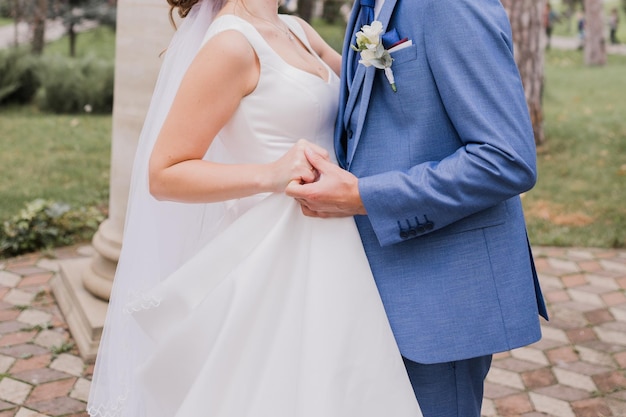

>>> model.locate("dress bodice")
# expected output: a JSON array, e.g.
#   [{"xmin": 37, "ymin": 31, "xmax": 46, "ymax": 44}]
[{"xmin": 203, "ymin": 15, "xmax": 340, "ymax": 165}]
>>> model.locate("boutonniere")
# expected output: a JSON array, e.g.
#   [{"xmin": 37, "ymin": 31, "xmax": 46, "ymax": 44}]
[{"xmin": 351, "ymin": 21, "xmax": 401, "ymax": 92}]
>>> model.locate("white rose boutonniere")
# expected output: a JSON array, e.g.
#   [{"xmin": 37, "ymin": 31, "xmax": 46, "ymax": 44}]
[{"xmin": 351, "ymin": 20, "xmax": 396, "ymax": 92}]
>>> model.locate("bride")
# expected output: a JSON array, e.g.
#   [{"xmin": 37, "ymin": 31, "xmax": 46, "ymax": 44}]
[{"xmin": 87, "ymin": 0, "xmax": 422, "ymax": 416}]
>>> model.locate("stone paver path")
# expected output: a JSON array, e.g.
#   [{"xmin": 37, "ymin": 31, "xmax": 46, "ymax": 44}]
[{"xmin": 0, "ymin": 245, "xmax": 625, "ymax": 416}]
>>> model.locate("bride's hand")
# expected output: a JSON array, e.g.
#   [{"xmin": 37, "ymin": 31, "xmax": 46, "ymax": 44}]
[{"xmin": 267, "ymin": 139, "xmax": 329, "ymax": 192}]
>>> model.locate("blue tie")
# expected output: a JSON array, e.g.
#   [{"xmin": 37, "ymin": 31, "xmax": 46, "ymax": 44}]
[
  {"xmin": 358, "ymin": 0, "xmax": 375, "ymax": 27},
  {"xmin": 351, "ymin": 0, "xmax": 375, "ymax": 78}
]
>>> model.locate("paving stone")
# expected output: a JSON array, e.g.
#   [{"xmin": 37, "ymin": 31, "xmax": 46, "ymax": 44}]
[
  {"xmin": 601, "ymin": 259, "xmax": 626, "ymax": 273},
  {"xmin": 487, "ymin": 367, "xmax": 526, "ymax": 390},
  {"xmin": 27, "ymin": 397, "xmax": 86, "ymax": 415},
  {"xmin": 50, "ymin": 354, "xmax": 84, "ymax": 377},
  {"xmin": 0, "ymin": 272, "xmax": 21, "ymax": 289},
  {"xmin": 602, "ymin": 291, "xmax": 626, "ymax": 307},
  {"xmin": 578, "ymin": 261, "xmax": 604, "ymax": 272},
  {"xmin": 511, "ymin": 346, "xmax": 550, "ymax": 366},
  {"xmin": 0, "ymin": 310, "xmax": 20, "ymax": 322},
  {"xmin": 571, "ymin": 397, "xmax": 613, "ymax": 417},
  {"xmin": 610, "ymin": 305, "xmax": 626, "ymax": 322},
  {"xmin": 565, "ymin": 327, "xmax": 598, "ymax": 344},
  {"xmin": 0, "ymin": 355, "xmax": 15, "ymax": 373},
  {"xmin": 606, "ymin": 397, "xmax": 626, "ymax": 416},
  {"xmin": 14, "ymin": 408, "xmax": 47, "ymax": 417},
  {"xmin": 495, "ymin": 393, "xmax": 534, "ymax": 415},
  {"xmin": 26, "ymin": 377, "xmax": 77, "ymax": 404},
  {"xmin": 70, "ymin": 378, "xmax": 91, "ymax": 403},
  {"xmin": 16, "ymin": 274, "xmax": 52, "ymax": 289},
  {"xmin": 12, "ymin": 368, "xmax": 71, "ymax": 385},
  {"xmin": 549, "ymin": 259, "xmax": 581, "ymax": 274},
  {"xmin": 0, "ymin": 331, "xmax": 37, "ymax": 348},
  {"xmin": 33, "ymin": 259, "xmax": 60, "ymax": 273},
  {"xmin": 560, "ymin": 300, "xmax": 604, "ymax": 313},
  {"xmin": 8, "ymin": 354, "xmax": 52, "ymax": 374},
  {"xmin": 0, "ymin": 402, "xmax": 15, "ymax": 412},
  {"xmin": 0, "ymin": 344, "xmax": 48, "ymax": 359},
  {"xmin": 534, "ymin": 384, "xmax": 591, "ymax": 402},
  {"xmin": 539, "ymin": 274, "xmax": 564, "ymax": 290},
  {"xmin": 16, "ymin": 310, "xmax": 51, "ymax": 327},
  {"xmin": 481, "ymin": 398, "xmax": 497, "ymax": 417},
  {"xmin": 567, "ymin": 250, "xmax": 596, "ymax": 261},
  {"xmin": 584, "ymin": 308, "xmax": 616, "ymax": 325},
  {"xmin": 540, "ymin": 326, "xmax": 570, "ymax": 343},
  {"xmin": 2, "ymin": 291, "xmax": 35, "ymax": 307},
  {"xmin": 483, "ymin": 381, "xmax": 521, "ymax": 399},
  {"xmin": 614, "ymin": 351, "xmax": 626, "ymax": 368},
  {"xmin": 529, "ymin": 392, "xmax": 576, "ymax": 417},
  {"xmin": 577, "ymin": 344, "xmax": 621, "ymax": 365},
  {"xmin": 3, "ymin": 267, "xmax": 46, "ymax": 277},
  {"xmin": 530, "ymin": 337, "xmax": 569, "ymax": 351},
  {"xmin": 0, "ymin": 321, "xmax": 29, "ymax": 335},
  {"xmin": 596, "ymin": 323, "xmax": 626, "ymax": 346},
  {"xmin": 593, "ymin": 371, "xmax": 626, "ymax": 393},
  {"xmin": 521, "ymin": 367, "xmax": 557, "ymax": 389},
  {"xmin": 586, "ymin": 274, "xmax": 621, "ymax": 289},
  {"xmin": 545, "ymin": 289, "xmax": 571, "ymax": 303},
  {"xmin": 561, "ymin": 360, "xmax": 614, "ymax": 376},
  {"xmin": 492, "ymin": 357, "xmax": 545, "ymax": 373},
  {"xmin": 33, "ymin": 330, "xmax": 68, "ymax": 349},
  {"xmin": 546, "ymin": 346, "xmax": 579, "ymax": 365},
  {"xmin": 0, "ymin": 410, "xmax": 17, "ymax": 417},
  {"xmin": 553, "ymin": 367, "xmax": 597, "ymax": 392},
  {"xmin": 0, "ymin": 378, "xmax": 32, "ymax": 404}
]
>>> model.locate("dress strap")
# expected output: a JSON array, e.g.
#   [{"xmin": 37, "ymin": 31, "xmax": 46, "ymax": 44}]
[{"xmin": 201, "ymin": 14, "xmax": 279, "ymax": 65}]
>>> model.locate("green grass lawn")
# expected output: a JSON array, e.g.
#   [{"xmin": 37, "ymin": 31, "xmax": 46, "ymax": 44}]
[
  {"xmin": 1, "ymin": 24, "xmax": 624, "ymax": 249},
  {"xmin": 0, "ymin": 27, "xmax": 115, "ymax": 222},
  {"xmin": 44, "ymin": 25, "xmax": 116, "ymax": 60},
  {"xmin": 523, "ymin": 50, "xmax": 626, "ymax": 248},
  {"xmin": 0, "ymin": 105, "xmax": 111, "ymax": 219}
]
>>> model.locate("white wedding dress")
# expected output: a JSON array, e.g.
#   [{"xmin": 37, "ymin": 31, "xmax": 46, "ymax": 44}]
[{"xmin": 89, "ymin": 12, "xmax": 421, "ymax": 417}]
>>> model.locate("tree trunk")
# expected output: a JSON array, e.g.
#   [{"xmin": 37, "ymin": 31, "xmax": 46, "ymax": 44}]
[
  {"xmin": 69, "ymin": 23, "xmax": 77, "ymax": 57},
  {"xmin": 501, "ymin": 0, "xmax": 545, "ymax": 146},
  {"xmin": 31, "ymin": 0, "xmax": 47, "ymax": 54},
  {"xmin": 584, "ymin": 0, "xmax": 607, "ymax": 66},
  {"xmin": 297, "ymin": 0, "xmax": 314, "ymax": 22}
]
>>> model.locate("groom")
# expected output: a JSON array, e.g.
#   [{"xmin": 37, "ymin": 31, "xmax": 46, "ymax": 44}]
[{"xmin": 286, "ymin": 0, "xmax": 548, "ymax": 416}]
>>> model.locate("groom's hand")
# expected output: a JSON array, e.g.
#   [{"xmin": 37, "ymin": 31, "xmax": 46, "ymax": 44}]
[{"xmin": 285, "ymin": 148, "xmax": 366, "ymax": 218}]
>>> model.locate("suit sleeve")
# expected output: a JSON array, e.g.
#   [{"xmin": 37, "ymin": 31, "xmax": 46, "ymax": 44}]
[{"xmin": 358, "ymin": 0, "xmax": 537, "ymax": 247}]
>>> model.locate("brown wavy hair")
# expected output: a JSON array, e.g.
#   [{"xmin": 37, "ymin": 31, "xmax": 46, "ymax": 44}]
[{"xmin": 166, "ymin": 0, "xmax": 201, "ymax": 27}]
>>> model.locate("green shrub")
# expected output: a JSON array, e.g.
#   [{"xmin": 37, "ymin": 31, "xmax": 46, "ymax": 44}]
[
  {"xmin": 38, "ymin": 55, "xmax": 114, "ymax": 114},
  {"xmin": 0, "ymin": 48, "xmax": 42, "ymax": 105},
  {"xmin": 0, "ymin": 199, "xmax": 105, "ymax": 258}
]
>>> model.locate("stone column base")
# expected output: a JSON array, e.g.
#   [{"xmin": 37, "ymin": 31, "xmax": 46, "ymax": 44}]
[{"xmin": 51, "ymin": 257, "xmax": 109, "ymax": 362}]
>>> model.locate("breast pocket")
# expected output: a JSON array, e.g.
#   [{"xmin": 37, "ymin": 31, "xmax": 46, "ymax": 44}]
[{"xmin": 390, "ymin": 44, "xmax": 417, "ymax": 66}]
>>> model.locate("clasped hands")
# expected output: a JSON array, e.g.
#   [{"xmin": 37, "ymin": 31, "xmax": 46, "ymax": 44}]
[{"xmin": 280, "ymin": 139, "xmax": 366, "ymax": 218}]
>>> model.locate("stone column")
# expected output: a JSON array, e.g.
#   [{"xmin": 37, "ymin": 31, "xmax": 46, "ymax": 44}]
[{"xmin": 52, "ymin": 0, "xmax": 175, "ymax": 361}]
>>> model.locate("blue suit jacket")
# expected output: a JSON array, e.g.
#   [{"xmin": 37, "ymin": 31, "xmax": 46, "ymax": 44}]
[{"xmin": 335, "ymin": 0, "xmax": 548, "ymax": 364}]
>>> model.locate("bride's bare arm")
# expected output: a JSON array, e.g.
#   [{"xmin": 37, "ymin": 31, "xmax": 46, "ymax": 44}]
[
  {"xmin": 296, "ymin": 17, "xmax": 341, "ymax": 76},
  {"xmin": 149, "ymin": 30, "xmax": 321, "ymax": 203}
]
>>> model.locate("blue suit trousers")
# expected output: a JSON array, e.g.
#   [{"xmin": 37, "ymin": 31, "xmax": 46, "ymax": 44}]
[{"xmin": 403, "ymin": 355, "xmax": 493, "ymax": 417}]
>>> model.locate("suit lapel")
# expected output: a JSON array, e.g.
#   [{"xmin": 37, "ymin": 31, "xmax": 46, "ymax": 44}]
[
  {"xmin": 344, "ymin": 0, "xmax": 400, "ymax": 165},
  {"xmin": 335, "ymin": 0, "xmax": 362, "ymax": 168}
]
